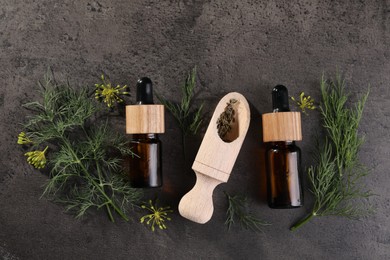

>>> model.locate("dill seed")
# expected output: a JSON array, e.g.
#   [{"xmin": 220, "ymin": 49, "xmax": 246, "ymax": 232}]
[{"xmin": 217, "ymin": 99, "xmax": 238, "ymax": 139}]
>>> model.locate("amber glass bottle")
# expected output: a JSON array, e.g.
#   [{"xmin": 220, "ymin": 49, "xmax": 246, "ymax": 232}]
[
  {"xmin": 126, "ymin": 77, "xmax": 162, "ymax": 188},
  {"xmin": 264, "ymin": 85, "xmax": 303, "ymax": 208},
  {"xmin": 266, "ymin": 141, "xmax": 302, "ymax": 208},
  {"xmin": 128, "ymin": 133, "xmax": 162, "ymax": 187}
]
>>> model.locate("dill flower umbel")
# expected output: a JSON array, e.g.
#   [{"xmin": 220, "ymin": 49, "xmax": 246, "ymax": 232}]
[
  {"xmin": 17, "ymin": 132, "xmax": 33, "ymax": 145},
  {"xmin": 95, "ymin": 74, "xmax": 129, "ymax": 108},
  {"xmin": 291, "ymin": 92, "xmax": 316, "ymax": 114},
  {"xmin": 140, "ymin": 200, "xmax": 173, "ymax": 231},
  {"xmin": 25, "ymin": 146, "xmax": 49, "ymax": 169}
]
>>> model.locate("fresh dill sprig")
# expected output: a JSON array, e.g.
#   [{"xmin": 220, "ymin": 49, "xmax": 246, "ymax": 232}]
[
  {"xmin": 20, "ymin": 71, "xmax": 143, "ymax": 222},
  {"xmin": 290, "ymin": 74, "xmax": 372, "ymax": 231},
  {"xmin": 157, "ymin": 67, "xmax": 203, "ymax": 157},
  {"xmin": 224, "ymin": 192, "xmax": 270, "ymax": 232}
]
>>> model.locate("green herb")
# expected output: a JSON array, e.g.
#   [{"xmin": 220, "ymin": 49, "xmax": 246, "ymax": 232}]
[
  {"xmin": 157, "ymin": 67, "xmax": 203, "ymax": 157},
  {"xmin": 217, "ymin": 99, "xmax": 238, "ymax": 140},
  {"xmin": 290, "ymin": 74, "xmax": 371, "ymax": 231},
  {"xmin": 140, "ymin": 199, "xmax": 173, "ymax": 232},
  {"xmin": 291, "ymin": 92, "xmax": 316, "ymax": 114},
  {"xmin": 225, "ymin": 192, "xmax": 270, "ymax": 232},
  {"xmin": 17, "ymin": 132, "xmax": 34, "ymax": 145},
  {"xmin": 24, "ymin": 146, "xmax": 48, "ymax": 169},
  {"xmin": 20, "ymin": 71, "xmax": 142, "ymax": 222},
  {"xmin": 95, "ymin": 74, "xmax": 130, "ymax": 108}
]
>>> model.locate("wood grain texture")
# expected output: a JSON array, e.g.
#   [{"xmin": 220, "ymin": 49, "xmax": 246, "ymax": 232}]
[
  {"xmin": 179, "ymin": 92, "xmax": 250, "ymax": 224},
  {"xmin": 125, "ymin": 105, "xmax": 165, "ymax": 134},
  {"xmin": 262, "ymin": 112, "xmax": 302, "ymax": 142}
]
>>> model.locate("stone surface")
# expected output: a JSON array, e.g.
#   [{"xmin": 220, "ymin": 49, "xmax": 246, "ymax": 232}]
[{"xmin": 1, "ymin": 0, "xmax": 389, "ymax": 259}]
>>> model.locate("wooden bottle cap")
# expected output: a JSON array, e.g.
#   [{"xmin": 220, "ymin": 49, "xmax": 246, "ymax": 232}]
[
  {"xmin": 262, "ymin": 111, "xmax": 302, "ymax": 142},
  {"xmin": 125, "ymin": 104, "xmax": 165, "ymax": 134}
]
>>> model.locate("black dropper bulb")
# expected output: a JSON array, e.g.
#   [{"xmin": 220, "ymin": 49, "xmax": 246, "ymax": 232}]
[
  {"xmin": 136, "ymin": 77, "xmax": 154, "ymax": 104},
  {"xmin": 272, "ymin": 85, "xmax": 290, "ymax": 112}
]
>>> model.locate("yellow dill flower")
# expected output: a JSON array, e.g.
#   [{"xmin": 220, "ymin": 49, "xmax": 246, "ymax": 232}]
[
  {"xmin": 140, "ymin": 200, "xmax": 173, "ymax": 231},
  {"xmin": 17, "ymin": 132, "xmax": 33, "ymax": 145},
  {"xmin": 25, "ymin": 146, "xmax": 49, "ymax": 169},
  {"xmin": 291, "ymin": 92, "xmax": 316, "ymax": 114},
  {"xmin": 95, "ymin": 74, "xmax": 129, "ymax": 108}
]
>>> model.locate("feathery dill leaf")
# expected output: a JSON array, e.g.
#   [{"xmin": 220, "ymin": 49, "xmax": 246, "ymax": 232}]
[
  {"xmin": 224, "ymin": 192, "xmax": 270, "ymax": 232},
  {"xmin": 21, "ymin": 71, "xmax": 142, "ymax": 222},
  {"xmin": 290, "ymin": 73, "xmax": 372, "ymax": 231},
  {"xmin": 157, "ymin": 67, "xmax": 203, "ymax": 157}
]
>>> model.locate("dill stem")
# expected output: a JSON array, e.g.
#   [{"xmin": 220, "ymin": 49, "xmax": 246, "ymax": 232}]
[
  {"xmin": 96, "ymin": 161, "xmax": 115, "ymax": 222},
  {"xmin": 290, "ymin": 212, "xmax": 315, "ymax": 231},
  {"xmin": 106, "ymin": 205, "xmax": 114, "ymax": 222},
  {"xmin": 61, "ymin": 137, "xmax": 128, "ymax": 222},
  {"xmin": 81, "ymin": 126, "xmax": 120, "ymax": 222}
]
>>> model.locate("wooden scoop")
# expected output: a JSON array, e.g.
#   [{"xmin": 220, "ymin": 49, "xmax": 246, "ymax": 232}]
[{"xmin": 178, "ymin": 92, "xmax": 250, "ymax": 224}]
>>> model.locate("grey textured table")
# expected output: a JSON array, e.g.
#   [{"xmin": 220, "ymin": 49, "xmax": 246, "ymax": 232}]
[{"xmin": 1, "ymin": 1, "xmax": 389, "ymax": 259}]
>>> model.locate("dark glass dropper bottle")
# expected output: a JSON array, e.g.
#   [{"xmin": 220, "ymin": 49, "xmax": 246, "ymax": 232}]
[
  {"xmin": 127, "ymin": 77, "xmax": 162, "ymax": 188},
  {"xmin": 265, "ymin": 85, "xmax": 303, "ymax": 208}
]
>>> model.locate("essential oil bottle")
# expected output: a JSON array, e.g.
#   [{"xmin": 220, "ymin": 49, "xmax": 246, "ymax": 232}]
[
  {"xmin": 262, "ymin": 85, "xmax": 303, "ymax": 208},
  {"xmin": 125, "ymin": 77, "xmax": 165, "ymax": 188}
]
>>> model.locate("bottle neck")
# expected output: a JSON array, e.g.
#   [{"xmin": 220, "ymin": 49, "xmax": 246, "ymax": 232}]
[
  {"xmin": 271, "ymin": 141, "xmax": 295, "ymax": 147},
  {"xmin": 132, "ymin": 134, "xmax": 158, "ymax": 140}
]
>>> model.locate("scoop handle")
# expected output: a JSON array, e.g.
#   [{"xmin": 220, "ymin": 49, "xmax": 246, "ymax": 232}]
[{"xmin": 178, "ymin": 171, "xmax": 222, "ymax": 224}]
